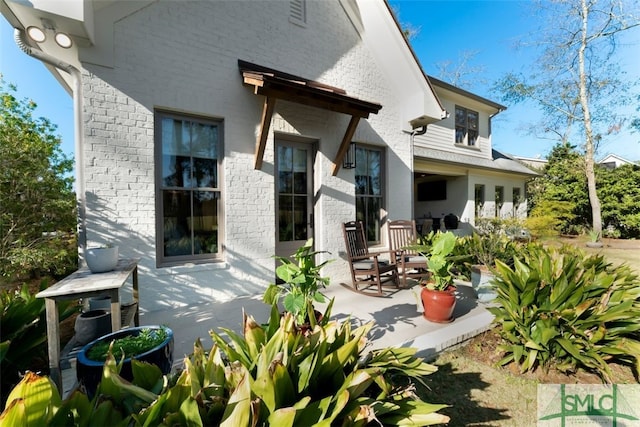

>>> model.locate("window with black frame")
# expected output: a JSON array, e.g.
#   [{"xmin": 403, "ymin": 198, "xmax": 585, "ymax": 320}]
[
  {"xmin": 355, "ymin": 146, "xmax": 383, "ymax": 244},
  {"xmin": 156, "ymin": 111, "xmax": 222, "ymax": 265},
  {"xmin": 455, "ymin": 106, "xmax": 479, "ymax": 146}
]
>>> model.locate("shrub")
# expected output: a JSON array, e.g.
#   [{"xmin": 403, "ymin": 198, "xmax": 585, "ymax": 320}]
[
  {"xmin": 0, "ymin": 281, "xmax": 79, "ymax": 405},
  {"xmin": 1, "ymin": 307, "xmax": 451, "ymax": 426},
  {"xmin": 525, "ymin": 200, "xmax": 576, "ymax": 238},
  {"xmin": 488, "ymin": 244, "xmax": 640, "ymax": 382}
]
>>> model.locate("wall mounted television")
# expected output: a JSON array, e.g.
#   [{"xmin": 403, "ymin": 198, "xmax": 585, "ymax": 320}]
[{"xmin": 417, "ymin": 180, "xmax": 447, "ymax": 201}]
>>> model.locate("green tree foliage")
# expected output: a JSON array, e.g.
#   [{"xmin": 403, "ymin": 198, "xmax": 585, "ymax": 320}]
[
  {"xmin": 596, "ymin": 164, "xmax": 640, "ymax": 238},
  {"xmin": 0, "ymin": 78, "xmax": 77, "ymax": 281},
  {"xmin": 527, "ymin": 143, "xmax": 584, "ymax": 235},
  {"xmin": 528, "ymin": 142, "xmax": 640, "ymax": 238}
]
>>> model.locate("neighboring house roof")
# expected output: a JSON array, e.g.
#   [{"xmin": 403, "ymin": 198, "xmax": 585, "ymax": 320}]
[
  {"xmin": 414, "ymin": 147, "xmax": 539, "ymax": 177},
  {"xmin": 513, "ymin": 155, "xmax": 548, "ymax": 170},
  {"xmin": 598, "ymin": 153, "xmax": 635, "ymax": 166}
]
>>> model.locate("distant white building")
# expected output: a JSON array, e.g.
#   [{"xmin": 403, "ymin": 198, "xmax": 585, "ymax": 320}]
[{"xmin": 598, "ymin": 153, "xmax": 635, "ymax": 169}]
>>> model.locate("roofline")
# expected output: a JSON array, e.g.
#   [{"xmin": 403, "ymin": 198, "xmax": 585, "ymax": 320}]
[
  {"xmin": 382, "ymin": 0, "xmax": 447, "ymax": 118},
  {"xmin": 427, "ymin": 75, "xmax": 506, "ymax": 112},
  {"xmin": 598, "ymin": 153, "xmax": 634, "ymax": 164}
]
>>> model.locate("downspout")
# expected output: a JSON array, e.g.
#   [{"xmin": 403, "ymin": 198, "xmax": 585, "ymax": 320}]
[
  {"xmin": 14, "ymin": 28, "xmax": 87, "ymax": 258},
  {"xmin": 404, "ymin": 125, "xmax": 428, "ymax": 219}
]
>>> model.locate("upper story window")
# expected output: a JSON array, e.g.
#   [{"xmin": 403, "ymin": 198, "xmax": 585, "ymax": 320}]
[
  {"xmin": 155, "ymin": 110, "xmax": 223, "ymax": 266},
  {"xmin": 355, "ymin": 146, "xmax": 384, "ymax": 244},
  {"xmin": 455, "ymin": 106, "xmax": 479, "ymax": 146}
]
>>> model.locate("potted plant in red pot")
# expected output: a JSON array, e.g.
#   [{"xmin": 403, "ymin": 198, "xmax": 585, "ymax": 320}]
[{"xmin": 409, "ymin": 231, "xmax": 461, "ymax": 323}]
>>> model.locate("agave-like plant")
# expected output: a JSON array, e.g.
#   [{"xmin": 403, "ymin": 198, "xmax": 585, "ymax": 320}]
[
  {"xmin": 488, "ymin": 244, "xmax": 640, "ymax": 382},
  {"xmin": 1, "ymin": 304, "xmax": 450, "ymax": 426}
]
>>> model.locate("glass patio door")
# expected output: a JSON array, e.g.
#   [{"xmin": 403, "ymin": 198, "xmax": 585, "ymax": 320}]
[{"xmin": 275, "ymin": 140, "xmax": 314, "ymax": 260}]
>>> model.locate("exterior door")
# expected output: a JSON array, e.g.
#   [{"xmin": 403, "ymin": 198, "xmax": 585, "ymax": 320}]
[{"xmin": 275, "ymin": 140, "xmax": 314, "ymax": 260}]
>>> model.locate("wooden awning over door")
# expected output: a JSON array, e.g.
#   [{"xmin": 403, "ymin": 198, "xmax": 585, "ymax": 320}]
[{"xmin": 238, "ymin": 60, "xmax": 382, "ymax": 175}]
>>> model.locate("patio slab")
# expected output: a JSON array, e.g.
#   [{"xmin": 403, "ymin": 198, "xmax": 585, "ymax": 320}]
[
  {"xmin": 139, "ymin": 279, "xmax": 494, "ymax": 362},
  {"xmin": 61, "ymin": 280, "xmax": 494, "ymax": 397}
]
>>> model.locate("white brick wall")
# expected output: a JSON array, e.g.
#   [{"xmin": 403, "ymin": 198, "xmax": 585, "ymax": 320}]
[{"xmin": 81, "ymin": 0, "xmax": 413, "ymax": 312}]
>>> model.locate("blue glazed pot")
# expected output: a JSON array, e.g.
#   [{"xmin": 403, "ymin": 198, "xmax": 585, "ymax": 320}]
[{"xmin": 76, "ymin": 325, "xmax": 174, "ymax": 398}]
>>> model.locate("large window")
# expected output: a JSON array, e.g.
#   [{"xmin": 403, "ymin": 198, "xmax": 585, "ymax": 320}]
[
  {"xmin": 355, "ymin": 146, "xmax": 383, "ymax": 244},
  {"xmin": 156, "ymin": 111, "xmax": 222, "ymax": 265},
  {"xmin": 455, "ymin": 106, "xmax": 479, "ymax": 146}
]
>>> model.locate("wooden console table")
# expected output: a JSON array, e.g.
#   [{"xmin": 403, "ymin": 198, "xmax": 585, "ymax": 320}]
[{"xmin": 36, "ymin": 258, "xmax": 140, "ymax": 392}]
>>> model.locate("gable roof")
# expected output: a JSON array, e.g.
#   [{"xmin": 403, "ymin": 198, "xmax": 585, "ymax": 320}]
[
  {"xmin": 342, "ymin": 0, "xmax": 447, "ymax": 128},
  {"xmin": 427, "ymin": 75, "xmax": 506, "ymax": 112},
  {"xmin": 598, "ymin": 153, "xmax": 635, "ymax": 165}
]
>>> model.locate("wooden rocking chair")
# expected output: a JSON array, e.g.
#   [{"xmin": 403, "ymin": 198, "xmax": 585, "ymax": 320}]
[
  {"xmin": 342, "ymin": 221, "xmax": 399, "ymax": 296},
  {"xmin": 388, "ymin": 220, "xmax": 429, "ymax": 285}
]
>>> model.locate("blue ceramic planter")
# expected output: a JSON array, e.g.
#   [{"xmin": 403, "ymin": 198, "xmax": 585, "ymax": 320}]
[{"xmin": 76, "ymin": 325, "xmax": 174, "ymax": 398}]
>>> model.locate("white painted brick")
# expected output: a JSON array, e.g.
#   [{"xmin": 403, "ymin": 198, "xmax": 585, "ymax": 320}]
[{"xmin": 81, "ymin": 0, "xmax": 414, "ymax": 312}]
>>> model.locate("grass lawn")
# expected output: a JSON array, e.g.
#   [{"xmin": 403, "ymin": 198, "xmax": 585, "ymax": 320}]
[{"xmin": 420, "ymin": 236, "xmax": 640, "ymax": 426}]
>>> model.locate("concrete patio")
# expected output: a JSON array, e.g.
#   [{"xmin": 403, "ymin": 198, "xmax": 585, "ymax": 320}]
[
  {"xmin": 141, "ymin": 280, "xmax": 494, "ymax": 360},
  {"xmin": 62, "ymin": 280, "xmax": 494, "ymax": 397}
]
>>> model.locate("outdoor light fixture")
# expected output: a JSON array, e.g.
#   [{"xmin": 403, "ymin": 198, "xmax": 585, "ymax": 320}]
[
  {"xmin": 54, "ymin": 32, "xmax": 72, "ymax": 48},
  {"xmin": 343, "ymin": 142, "xmax": 357, "ymax": 169},
  {"xmin": 26, "ymin": 26, "xmax": 46, "ymax": 43},
  {"xmin": 25, "ymin": 19, "xmax": 73, "ymax": 48}
]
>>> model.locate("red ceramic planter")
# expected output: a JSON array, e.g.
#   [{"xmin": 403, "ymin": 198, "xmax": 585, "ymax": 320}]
[{"xmin": 421, "ymin": 286, "xmax": 456, "ymax": 323}]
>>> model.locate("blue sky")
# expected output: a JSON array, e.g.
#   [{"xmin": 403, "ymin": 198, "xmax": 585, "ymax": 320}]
[{"xmin": 1, "ymin": 1, "xmax": 639, "ymax": 162}]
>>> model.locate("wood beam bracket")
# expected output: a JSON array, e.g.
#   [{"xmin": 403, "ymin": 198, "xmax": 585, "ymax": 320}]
[
  {"xmin": 332, "ymin": 116, "xmax": 361, "ymax": 176},
  {"xmin": 254, "ymin": 97, "xmax": 276, "ymax": 170}
]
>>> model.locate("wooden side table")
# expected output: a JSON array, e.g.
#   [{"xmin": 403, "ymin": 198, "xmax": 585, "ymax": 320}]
[{"xmin": 36, "ymin": 258, "xmax": 140, "ymax": 392}]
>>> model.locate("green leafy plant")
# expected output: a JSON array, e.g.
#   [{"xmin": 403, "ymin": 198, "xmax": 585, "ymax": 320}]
[
  {"xmin": 462, "ymin": 232, "xmax": 515, "ymax": 269},
  {"xmin": 408, "ymin": 231, "xmax": 462, "ymax": 291},
  {"xmin": 588, "ymin": 228, "xmax": 601, "ymax": 243},
  {"xmin": 0, "ymin": 280, "xmax": 79, "ymax": 405},
  {"xmin": 2, "ymin": 308, "xmax": 451, "ymax": 426},
  {"xmin": 488, "ymin": 244, "xmax": 640, "ymax": 382},
  {"xmin": 263, "ymin": 238, "xmax": 333, "ymax": 325},
  {"xmin": 87, "ymin": 327, "xmax": 169, "ymax": 362}
]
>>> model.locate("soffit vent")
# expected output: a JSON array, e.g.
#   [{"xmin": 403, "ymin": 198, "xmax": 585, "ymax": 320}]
[{"xmin": 290, "ymin": 0, "xmax": 306, "ymax": 27}]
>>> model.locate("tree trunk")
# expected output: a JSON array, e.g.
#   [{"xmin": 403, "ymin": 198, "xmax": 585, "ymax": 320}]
[{"xmin": 578, "ymin": 0, "xmax": 602, "ymax": 239}]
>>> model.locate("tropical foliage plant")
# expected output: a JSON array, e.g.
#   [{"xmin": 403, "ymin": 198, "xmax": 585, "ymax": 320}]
[
  {"xmin": 409, "ymin": 231, "xmax": 463, "ymax": 291},
  {"xmin": 263, "ymin": 238, "xmax": 333, "ymax": 325},
  {"xmin": 1, "ymin": 306, "xmax": 450, "ymax": 426},
  {"xmin": 488, "ymin": 244, "xmax": 640, "ymax": 382},
  {"xmin": 0, "ymin": 280, "xmax": 79, "ymax": 406}
]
